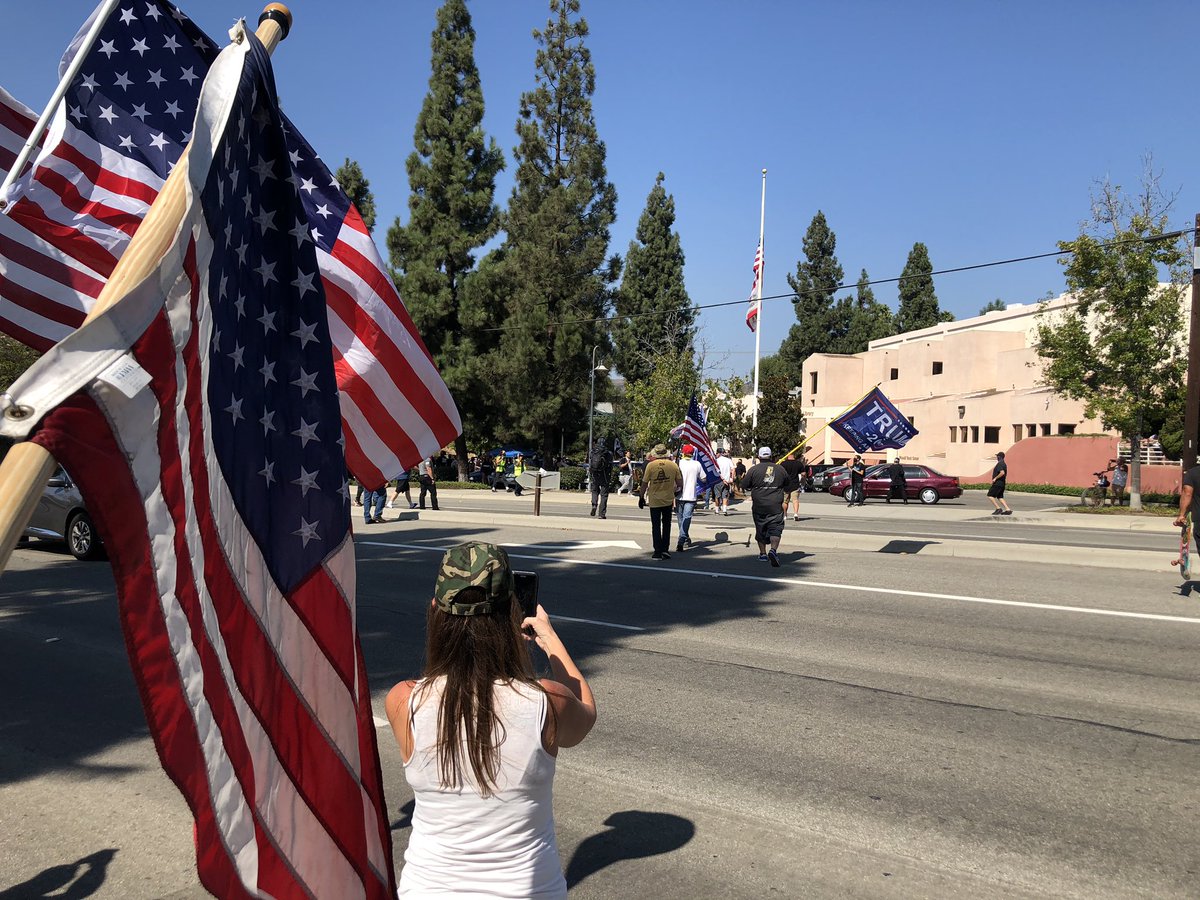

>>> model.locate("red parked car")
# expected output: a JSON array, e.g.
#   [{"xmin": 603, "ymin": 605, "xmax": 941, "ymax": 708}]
[{"xmin": 828, "ymin": 464, "xmax": 961, "ymax": 504}]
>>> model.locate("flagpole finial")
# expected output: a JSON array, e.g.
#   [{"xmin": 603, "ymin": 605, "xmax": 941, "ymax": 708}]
[
  {"xmin": 259, "ymin": 4, "xmax": 293, "ymax": 41},
  {"xmin": 761, "ymin": 168, "xmax": 767, "ymax": 175}
]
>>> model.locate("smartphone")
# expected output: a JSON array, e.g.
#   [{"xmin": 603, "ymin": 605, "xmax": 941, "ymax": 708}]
[{"xmin": 513, "ymin": 570, "xmax": 539, "ymax": 619}]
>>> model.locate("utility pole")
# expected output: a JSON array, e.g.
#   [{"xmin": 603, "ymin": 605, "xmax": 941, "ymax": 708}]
[{"xmin": 1185, "ymin": 213, "xmax": 1200, "ymax": 472}]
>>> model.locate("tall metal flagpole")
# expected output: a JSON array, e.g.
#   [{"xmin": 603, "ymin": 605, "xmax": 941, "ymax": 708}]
[
  {"xmin": 0, "ymin": 0, "xmax": 122, "ymax": 212},
  {"xmin": 752, "ymin": 167, "xmax": 766, "ymax": 436}
]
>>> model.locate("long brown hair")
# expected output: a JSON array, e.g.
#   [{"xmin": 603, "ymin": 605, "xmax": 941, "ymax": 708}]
[{"xmin": 416, "ymin": 588, "xmax": 542, "ymax": 797}]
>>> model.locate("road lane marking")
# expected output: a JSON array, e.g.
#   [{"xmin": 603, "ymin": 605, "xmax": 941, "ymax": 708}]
[
  {"xmin": 501, "ymin": 540, "xmax": 642, "ymax": 551},
  {"xmin": 358, "ymin": 540, "xmax": 1200, "ymax": 626},
  {"xmin": 550, "ymin": 614, "xmax": 644, "ymax": 632}
]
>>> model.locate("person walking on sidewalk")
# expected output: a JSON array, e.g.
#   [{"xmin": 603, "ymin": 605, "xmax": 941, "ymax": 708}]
[
  {"xmin": 988, "ymin": 451, "xmax": 1012, "ymax": 515},
  {"xmin": 616, "ymin": 451, "xmax": 633, "ymax": 494},
  {"xmin": 363, "ymin": 483, "xmax": 387, "ymax": 524},
  {"xmin": 418, "ymin": 456, "xmax": 440, "ymax": 510},
  {"xmin": 715, "ymin": 448, "xmax": 735, "ymax": 516},
  {"xmin": 637, "ymin": 444, "xmax": 681, "ymax": 560},
  {"xmin": 887, "ymin": 460, "xmax": 908, "ymax": 504},
  {"xmin": 675, "ymin": 445, "xmax": 704, "ymax": 552},
  {"xmin": 588, "ymin": 440, "xmax": 612, "ymax": 519},
  {"xmin": 390, "ymin": 468, "xmax": 418, "ymax": 510},
  {"xmin": 781, "ymin": 452, "xmax": 805, "ymax": 522},
  {"xmin": 741, "ymin": 446, "xmax": 796, "ymax": 567}
]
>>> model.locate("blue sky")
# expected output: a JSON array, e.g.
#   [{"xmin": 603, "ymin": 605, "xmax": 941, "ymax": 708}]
[{"xmin": 4, "ymin": 1, "xmax": 1197, "ymax": 380}]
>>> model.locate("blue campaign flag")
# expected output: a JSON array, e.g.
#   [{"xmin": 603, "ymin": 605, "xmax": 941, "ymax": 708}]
[{"xmin": 830, "ymin": 387, "xmax": 919, "ymax": 452}]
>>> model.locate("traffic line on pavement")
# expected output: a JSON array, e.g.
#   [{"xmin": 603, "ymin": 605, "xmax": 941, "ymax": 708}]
[{"xmin": 359, "ymin": 540, "xmax": 1200, "ymax": 627}]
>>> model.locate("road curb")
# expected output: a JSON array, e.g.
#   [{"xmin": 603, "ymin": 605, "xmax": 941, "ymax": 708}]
[{"xmin": 358, "ymin": 509, "xmax": 1174, "ymax": 573}]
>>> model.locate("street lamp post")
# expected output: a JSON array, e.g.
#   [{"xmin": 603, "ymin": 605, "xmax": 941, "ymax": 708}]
[{"xmin": 586, "ymin": 346, "xmax": 608, "ymax": 491}]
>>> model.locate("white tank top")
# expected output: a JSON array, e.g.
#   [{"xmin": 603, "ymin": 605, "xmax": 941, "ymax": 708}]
[{"xmin": 400, "ymin": 677, "xmax": 566, "ymax": 899}]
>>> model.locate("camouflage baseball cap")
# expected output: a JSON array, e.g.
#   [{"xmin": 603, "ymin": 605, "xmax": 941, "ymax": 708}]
[{"xmin": 433, "ymin": 541, "xmax": 516, "ymax": 616}]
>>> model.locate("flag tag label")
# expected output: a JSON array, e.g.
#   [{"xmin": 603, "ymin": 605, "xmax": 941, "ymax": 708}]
[{"xmin": 97, "ymin": 355, "xmax": 152, "ymax": 399}]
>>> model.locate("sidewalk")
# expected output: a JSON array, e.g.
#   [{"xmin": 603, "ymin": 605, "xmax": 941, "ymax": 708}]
[{"xmin": 362, "ymin": 488, "xmax": 1180, "ymax": 573}]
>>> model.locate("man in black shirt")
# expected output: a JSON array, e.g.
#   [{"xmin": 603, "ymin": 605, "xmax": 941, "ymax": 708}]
[
  {"xmin": 847, "ymin": 455, "xmax": 867, "ymax": 506},
  {"xmin": 780, "ymin": 452, "xmax": 805, "ymax": 522},
  {"xmin": 988, "ymin": 451, "xmax": 1012, "ymax": 515},
  {"xmin": 741, "ymin": 446, "xmax": 797, "ymax": 567}
]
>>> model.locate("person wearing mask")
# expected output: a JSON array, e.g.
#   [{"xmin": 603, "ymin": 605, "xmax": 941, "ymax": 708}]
[
  {"xmin": 385, "ymin": 542, "xmax": 596, "ymax": 899},
  {"xmin": 418, "ymin": 456, "xmax": 439, "ymax": 511},
  {"xmin": 741, "ymin": 446, "xmax": 796, "ymax": 566},
  {"xmin": 675, "ymin": 444, "xmax": 704, "ymax": 552},
  {"xmin": 637, "ymin": 443, "xmax": 682, "ymax": 561}
]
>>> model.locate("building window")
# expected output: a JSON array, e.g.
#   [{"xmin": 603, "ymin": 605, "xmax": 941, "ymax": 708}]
[
  {"xmin": 1058, "ymin": 423, "xmax": 1076, "ymax": 435},
  {"xmin": 950, "ymin": 427, "xmax": 957, "ymax": 443},
  {"xmin": 890, "ymin": 368, "xmax": 899, "ymax": 380},
  {"xmin": 970, "ymin": 426, "xmax": 980, "ymax": 443},
  {"xmin": 1013, "ymin": 425, "xmax": 1022, "ymax": 442},
  {"xmin": 932, "ymin": 361, "xmax": 943, "ymax": 375},
  {"xmin": 960, "ymin": 426, "xmax": 968, "ymax": 443},
  {"xmin": 810, "ymin": 372, "xmax": 818, "ymax": 395},
  {"xmin": 1040, "ymin": 423, "xmax": 1051, "ymax": 436},
  {"xmin": 1026, "ymin": 424, "xmax": 1036, "ymax": 438},
  {"xmin": 984, "ymin": 426, "xmax": 1000, "ymax": 443}
]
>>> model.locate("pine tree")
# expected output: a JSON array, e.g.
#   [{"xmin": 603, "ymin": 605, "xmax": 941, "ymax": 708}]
[
  {"xmin": 387, "ymin": 0, "xmax": 505, "ymax": 476},
  {"xmin": 979, "ymin": 298, "xmax": 1007, "ymax": 315},
  {"xmin": 895, "ymin": 242, "xmax": 952, "ymax": 332},
  {"xmin": 844, "ymin": 268, "xmax": 896, "ymax": 351},
  {"xmin": 333, "ymin": 158, "xmax": 376, "ymax": 232},
  {"xmin": 497, "ymin": 0, "xmax": 619, "ymax": 455},
  {"xmin": 612, "ymin": 171, "xmax": 693, "ymax": 384},
  {"xmin": 777, "ymin": 211, "xmax": 843, "ymax": 380}
]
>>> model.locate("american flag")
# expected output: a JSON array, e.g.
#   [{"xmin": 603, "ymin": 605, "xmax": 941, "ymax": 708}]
[
  {"xmin": 745, "ymin": 240, "xmax": 763, "ymax": 332},
  {"xmin": 679, "ymin": 393, "xmax": 723, "ymax": 490},
  {"xmin": 19, "ymin": 27, "xmax": 394, "ymax": 898},
  {"xmin": 0, "ymin": 0, "xmax": 459, "ymax": 489}
]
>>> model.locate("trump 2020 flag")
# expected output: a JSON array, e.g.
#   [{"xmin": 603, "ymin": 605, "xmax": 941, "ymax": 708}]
[
  {"xmin": 0, "ymin": 0, "xmax": 460, "ymax": 490},
  {"xmin": 1, "ymin": 25, "xmax": 394, "ymax": 898},
  {"xmin": 679, "ymin": 394, "xmax": 723, "ymax": 490},
  {"xmin": 830, "ymin": 386, "xmax": 919, "ymax": 453}
]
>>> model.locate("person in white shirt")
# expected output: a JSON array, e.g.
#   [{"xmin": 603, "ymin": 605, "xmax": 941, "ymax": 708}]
[
  {"xmin": 675, "ymin": 444, "xmax": 705, "ymax": 552},
  {"xmin": 715, "ymin": 448, "xmax": 735, "ymax": 515}
]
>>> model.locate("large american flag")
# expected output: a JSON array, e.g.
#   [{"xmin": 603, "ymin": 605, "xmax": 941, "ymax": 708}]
[
  {"xmin": 679, "ymin": 393, "xmax": 723, "ymax": 490},
  {"xmin": 0, "ymin": 0, "xmax": 459, "ymax": 489},
  {"xmin": 18, "ymin": 27, "xmax": 394, "ymax": 898},
  {"xmin": 745, "ymin": 240, "xmax": 763, "ymax": 332}
]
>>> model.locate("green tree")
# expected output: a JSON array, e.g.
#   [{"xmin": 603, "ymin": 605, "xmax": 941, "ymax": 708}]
[
  {"xmin": 387, "ymin": 0, "xmax": 505, "ymax": 477},
  {"xmin": 776, "ymin": 211, "xmax": 844, "ymax": 380},
  {"xmin": 753, "ymin": 371, "xmax": 807, "ymax": 459},
  {"xmin": 623, "ymin": 349, "xmax": 697, "ymax": 452},
  {"xmin": 1034, "ymin": 168, "xmax": 1188, "ymax": 510},
  {"xmin": 495, "ymin": 0, "xmax": 620, "ymax": 456},
  {"xmin": 844, "ymin": 268, "xmax": 896, "ymax": 352},
  {"xmin": 333, "ymin": 158, "xmax": 376, "ymax": 232},
  {"xmin": 895, "ymin": 242, "xmax": 953, "ymax": 332},
  {"xmin": 0, "ymin": 335, "xmax": 40, "ymax": 392},
  {"xmin": 979, "ymin": 298, "xmax": 1007, "ymax": 316},
  {"xmin": 612, "ymin": 172, "xmax": 693, "ymax": 383}
]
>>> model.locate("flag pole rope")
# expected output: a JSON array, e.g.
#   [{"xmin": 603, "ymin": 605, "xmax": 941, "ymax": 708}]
[
  {"xmin": 0, "ymin": 5, "xmax": 293, "ymax": 578},
  {"xmin": 775, "ymin": 381, "xmax": 882, "ymax": 464}
]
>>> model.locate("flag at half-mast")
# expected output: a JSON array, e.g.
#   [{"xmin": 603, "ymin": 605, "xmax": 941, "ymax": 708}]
[
  {"xmin": 830, "ymin": 386, "xmax": 920, "ymax": 452},
  {"xmin": 745, "ymin": 240, "xmax": 763, "ymax": 331},
  {"xmin": 0, "ymin": 0, "xmax": 460, "ymax": 489},
  {"xmin": 1, "ymin": 23, "xmax": 395, "ymax": 898}
]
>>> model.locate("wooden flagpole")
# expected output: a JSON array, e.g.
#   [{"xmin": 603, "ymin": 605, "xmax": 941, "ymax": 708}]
[
  {"xmin": 775, "ymin": 381, "xmax": 882, "ymax": 464},
  {"xmin": 0, "ymin": 4, "xmax": 293, "ymax": 576}
]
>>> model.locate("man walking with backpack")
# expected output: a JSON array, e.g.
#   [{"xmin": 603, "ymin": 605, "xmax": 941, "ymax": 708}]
[{"xmin": 589, "ymin": 440, "xmax": 613, "ymax": 519}]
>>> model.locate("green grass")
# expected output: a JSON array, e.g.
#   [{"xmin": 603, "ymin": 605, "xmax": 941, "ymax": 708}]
[{"xmin": 1060, "ymin": 504, "xmax": 1177, "ymax": 517}]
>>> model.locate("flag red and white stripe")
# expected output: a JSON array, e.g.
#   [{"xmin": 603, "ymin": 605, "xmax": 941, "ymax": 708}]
[
  {"xmin": 745, "ymin": 240, "xmax": 763, "ymax": 331},
  {"xmin": 17, "ymin": 30, "xmax": 395, "ymax": 897},
  {"xmin": 0, "ymin": 3, "xmax": 459, "ymax": 487}
]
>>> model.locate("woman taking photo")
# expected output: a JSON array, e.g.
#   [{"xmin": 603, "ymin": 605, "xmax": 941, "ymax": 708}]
[{"xmin": 386, "ymin": 542, "xmax": 597, "ymax": 898}]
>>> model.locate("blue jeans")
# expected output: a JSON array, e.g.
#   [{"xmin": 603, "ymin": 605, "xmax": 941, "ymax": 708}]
[
  {"xmin": 363, "ymin": 489, "xmax": 385, "ymax": 522},
  {"xmin": 676, "ymin": 500, "xmax": 696, "ymax": 545}
]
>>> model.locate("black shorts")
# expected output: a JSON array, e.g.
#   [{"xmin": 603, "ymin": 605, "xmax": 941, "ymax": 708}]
[
  {"xmin": 752, "ymin": 507, "xmax": 785, "ymax": 543},
  {"xmin": 987, "ymin": 482, "xmax": 1006, "ymax": 498}
]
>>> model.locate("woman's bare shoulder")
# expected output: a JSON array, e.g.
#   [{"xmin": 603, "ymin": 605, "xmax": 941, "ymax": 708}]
[{"xmin": 385, "ymin": 680, "xmax": 419, "ymax": 722}]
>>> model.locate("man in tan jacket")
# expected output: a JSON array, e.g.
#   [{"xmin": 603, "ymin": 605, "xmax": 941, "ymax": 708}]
[{"xmin": 637, "ymin": 444, "xmax": 682, "ymax": 560}]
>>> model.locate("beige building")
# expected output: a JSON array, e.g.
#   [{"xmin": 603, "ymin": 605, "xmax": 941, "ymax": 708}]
[{"xmin": 799, "ymin": 292, "xmax": 1120, "ymax": 477}]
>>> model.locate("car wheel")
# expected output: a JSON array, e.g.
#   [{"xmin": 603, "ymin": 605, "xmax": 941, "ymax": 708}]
[
  {"xmin": 67, "ymin": 512, "xmax": 104, "ymax": 561},
  {"xmin": 919, "ymin": 487, "xmax": 939, "ymax": 505}
]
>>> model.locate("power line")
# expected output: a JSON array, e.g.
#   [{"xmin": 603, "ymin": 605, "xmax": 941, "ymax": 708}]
[{"xmin": 475, "ymin": 227, "xmax": 1194, "ymax": 334}]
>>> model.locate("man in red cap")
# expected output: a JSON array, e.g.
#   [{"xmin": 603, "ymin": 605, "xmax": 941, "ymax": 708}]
[{"xmin": 675, "ymin": 444, "xmax": 704, "ymax": 552}]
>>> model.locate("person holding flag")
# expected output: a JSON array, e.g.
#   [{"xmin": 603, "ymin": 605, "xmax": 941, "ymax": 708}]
[{"xmin": 675, "ymin": 444, "xmax": 704, "ymax": 552}]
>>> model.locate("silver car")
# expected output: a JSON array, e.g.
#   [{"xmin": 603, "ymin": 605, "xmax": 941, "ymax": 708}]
[{"xmin": 21, "ymin": 467, "xmax": 105, "ymax": 561}]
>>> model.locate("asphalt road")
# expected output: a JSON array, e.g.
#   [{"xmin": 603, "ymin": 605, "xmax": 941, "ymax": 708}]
[{"xmin": 1, "ymin": 515, "xmax": 1196, "ymax": 898}]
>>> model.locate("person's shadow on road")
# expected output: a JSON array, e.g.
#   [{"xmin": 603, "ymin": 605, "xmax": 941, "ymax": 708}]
[
  {"xmin": 0, "ymin": 849, "xmax": 116, "ymax": 899},
  {"xmin": 565, "ymin": 810, "xmax": 694, "ymax": 889}
]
